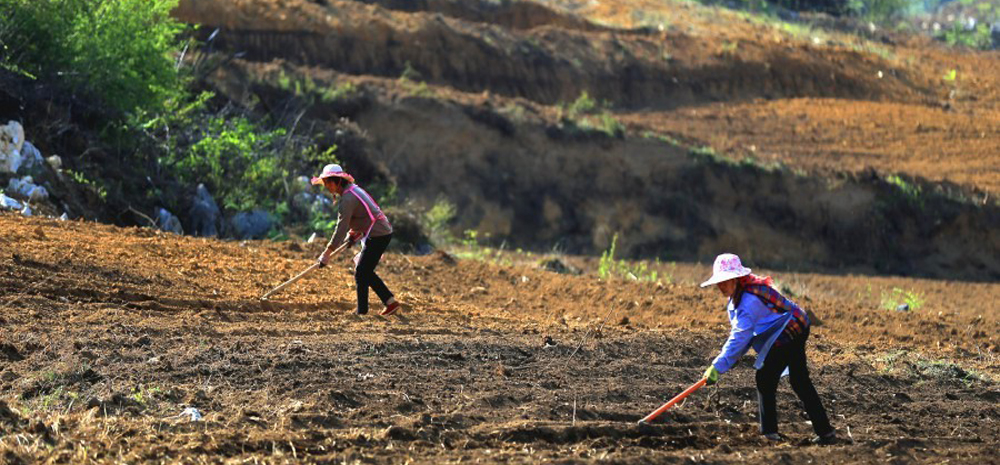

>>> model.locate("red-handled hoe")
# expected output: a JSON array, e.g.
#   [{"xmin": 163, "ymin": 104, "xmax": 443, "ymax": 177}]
[{"xmin": 637, "ymin": 378, "xmax": 708, "ymax": 425}]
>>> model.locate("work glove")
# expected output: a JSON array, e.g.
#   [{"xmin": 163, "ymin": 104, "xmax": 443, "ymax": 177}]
[
  {"xmin": 704, "ymin": 366, "xmax": 720, "ymax": 385},
  {"xmin": 317, "ymin": 248, "xmax": 333, "ymax": 268}
]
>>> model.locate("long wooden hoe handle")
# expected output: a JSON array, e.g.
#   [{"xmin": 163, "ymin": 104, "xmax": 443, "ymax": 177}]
[
  {"xmin": 260, "ymin": 241, "xmax": 350, "ymax": 300},
  {"xmin": 638, "ymin": 378, "xmax": 708, "ymax": 424}
]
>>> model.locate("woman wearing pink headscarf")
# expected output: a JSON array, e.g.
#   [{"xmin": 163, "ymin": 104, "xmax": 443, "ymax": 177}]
[{"xmin": 701, "ymin": 253, "xmax": 835, "ymax": 444}]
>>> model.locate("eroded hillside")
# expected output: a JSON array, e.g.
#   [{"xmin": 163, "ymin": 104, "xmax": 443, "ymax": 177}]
[{"xmin": 169, "ymin": 0, "xmax": 1000, "ymax": 280}]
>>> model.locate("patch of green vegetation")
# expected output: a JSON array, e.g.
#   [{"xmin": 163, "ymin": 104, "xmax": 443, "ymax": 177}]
[
  {"xmin": 397, "ymin": 61, "xmax": 436, "ymax": 97},
  {"xmin": 880, "ymin": 287, "xmax": 925, "ymax": 311},
  {"xmin": 276, "ymin": 70, "xmax": 358, "ymax": 104},
  {"xmin": 65, "ymin": 169, "xmax": 109, "ymax": 201},
  {"xmin": 872, "ymin": 349, "xmax": 994, "ymax": 386},
  {"xmin": 131, "ymin": 385, "xmax": 163, "ymax": 406},
  {"xmin": 597, "ymin": 233, "xmax": 664, "ymax": 282},
  {"xmin": 846, "ymin": 0, "xmax": 914, "ymax": 23},
  {"xmin": 499, "ymin": 103, "xmax": 528, "ymax": 123},
  {"xmin": 454, "ymin": 230, "xmax": 512, "ymax": 266},
  {"xmin": 886, "ymin": 174, "xmax": 922, "ymax": 204},
  {"xmin": 642, "ymin": 131, "xmax": 683, "ymax": 147},
  {"xmin": 423, "ymin": 198, "xmax": 457, "ymax": 245},
  {"xmin": 938, "ymin": 21, "xmax": 995, "ymax": 50},
  {"xmin": 558, "ymin": 92, "xmax": 625, "ymax": 139},
  {"xmin": 914, "ymin": 359, "xmax": 987, "ymax": 387},
  {"xmin": 134, "ymin": 91, "xmax": 340, "ymax": 215},
  {"xmin": 0, "ymin": 0, "xmax": 185, "ymax": 115}
]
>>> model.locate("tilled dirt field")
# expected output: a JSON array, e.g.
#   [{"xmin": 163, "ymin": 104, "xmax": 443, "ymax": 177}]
[{"xmin": 0, "ymin": 214, "xmax": 997, "ymax": 463}]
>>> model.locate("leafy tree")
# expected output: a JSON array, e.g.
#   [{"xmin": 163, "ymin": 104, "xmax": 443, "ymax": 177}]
[{"xmin": 0, "ymin": 0, "xmax": 185, "ymax": 114}]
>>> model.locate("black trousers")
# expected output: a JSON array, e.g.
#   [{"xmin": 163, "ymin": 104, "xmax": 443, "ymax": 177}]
[
  {"xmin": 355, "ymin": 233, "xmax": 394, "ymax": 314},
  {"xmin": 755, "ymin": 329, "xmax": 833, "ymax": 436}
]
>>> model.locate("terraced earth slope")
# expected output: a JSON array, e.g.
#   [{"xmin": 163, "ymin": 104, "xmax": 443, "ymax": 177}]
[{"xmin": 171, "ymin": 0, "xmax": 1000, "ymax": 280}]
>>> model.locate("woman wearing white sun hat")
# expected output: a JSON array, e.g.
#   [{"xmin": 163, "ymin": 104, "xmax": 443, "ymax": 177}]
[
  {"xmin": 312, "ymin": 164, "xmax": 400, "ymax": 316},
  {"xmin": 701, "ymin": 253, "xmax": 835, "ymax": 444}
]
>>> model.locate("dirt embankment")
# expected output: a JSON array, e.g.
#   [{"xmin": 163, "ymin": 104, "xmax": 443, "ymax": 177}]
[
  {"xmin": 212, "ymin": 60, "xmax": 1000, "ymax": 281},
  {"xmin": 0, "ymin": 214, "xmax": 997, "ymax": 463},
  {"xmin": 621, "ymin": 99, "xmax": 1000, "ymax": 195},
  {"xmin": 172, "ymin": 0, "xmax": 929, "ymax": 109}
]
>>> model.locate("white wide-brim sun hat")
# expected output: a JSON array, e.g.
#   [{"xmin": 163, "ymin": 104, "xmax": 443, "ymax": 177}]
[
  {"xmin": 310, "ymin": 163, "xmax": 355, "ymax": 185},
  {"xmin": 700, "ymin": 253, "xmax": 752, "ymax": 287}
]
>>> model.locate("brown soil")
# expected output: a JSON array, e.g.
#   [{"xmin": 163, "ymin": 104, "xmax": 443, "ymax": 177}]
[
  {"xmin": 209, "ymin": 59, "xmax": 1000, "ymax": 280},
  {"xmin": 620, "ymin": 98, "xmax": 1000, "ymax": 195},
  {"xmin": 0, "ymin": 214, "xmax": 997, "ymax": 463},
  {"xmin": 164, "ymin": 0, "xmax": 1000, "ymax": 281},
  {"xmin": 172, "ymin": 0, "xmax": 931, "ymax": 108}
]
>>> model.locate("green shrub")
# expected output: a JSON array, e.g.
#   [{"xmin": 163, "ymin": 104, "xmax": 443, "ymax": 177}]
[
  {"xmin": 0, "ymin": 0, "xmax": 186, "ymax": 114},
  {"xmin": 847, "ymin": 0, "xmax": 914, "ymax": 23},
  {"xmin": 424, "ymin": 198, "xmax": 457, "ymax": 244},
  {"xmin": 598, "ymin": 233, "xmax": 662, "ymax": 282},
  {"xmin": 560, "ymin": 92, "xmax": 625, "ymax": 138},
  {"xmin": 880, "ymin": 287, "xmax": 925, "ymax": 311},
  {"xmin": 132, "ymin": 91, "xmax": 339, "ymax": 218},
  {"xmin": 939, "ymin": 22, "xmax": 995, "ymax": 50}
]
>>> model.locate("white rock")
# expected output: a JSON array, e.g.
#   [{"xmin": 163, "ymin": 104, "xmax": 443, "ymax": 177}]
[{"xmin": 0, "ymin": 121, "xmax": 25, "ymax": 174}]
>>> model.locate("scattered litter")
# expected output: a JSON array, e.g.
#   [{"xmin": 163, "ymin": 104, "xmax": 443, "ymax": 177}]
[
  {"xmin": 58, "ymin": 213, "xmax": 68, "ymax": 221},
  {"xmin": 895, "ymin": 303, "xmax": 910, "ymax": 312},
  {"xmin": 0, "ymin": 194, "xmax": 23, "ymax": 211},
  {"xmin": 20, "ymin": 205, "xmax": 32, "ymax": 217},
  {"xmin": 307, "ymin": 232, "xmax": 317, "ymax": 244},
  {"xmin": 179, "ymin": 407, "xmax": 203, "ymax": 422},
  {"xmin": 543, "ymin": 336, "xmax": 557, "ymax": 348}
]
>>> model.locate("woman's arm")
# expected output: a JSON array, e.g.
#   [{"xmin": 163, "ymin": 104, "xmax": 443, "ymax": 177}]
[
  {"xmin": 711, "ymin": 305, "xmax": 756, "ymax": 374},
  {"xmin": 326, "ymin": 193, "xmax": 358, "ymax": 250}
]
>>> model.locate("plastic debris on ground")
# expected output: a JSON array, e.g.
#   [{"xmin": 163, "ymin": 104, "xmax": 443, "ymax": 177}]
[{"xmin": 180, "ymin": 407, "xmax": 203, "ymax": 422}]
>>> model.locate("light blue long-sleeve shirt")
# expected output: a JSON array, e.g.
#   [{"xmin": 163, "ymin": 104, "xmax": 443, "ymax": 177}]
[{"xmin": 711, "ymin": 292, "xmax": 792, "ymax": 373}]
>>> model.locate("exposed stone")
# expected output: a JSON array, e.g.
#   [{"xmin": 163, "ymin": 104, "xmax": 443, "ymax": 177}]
[
  {"xmin": 156, "ymin": 207, "xmax": 184, "ymax": 235},
  {"xmin": 188, "ymin": 184, "xmax": 220, "ymax": 237},
  {"xmin": 17, "ymin": 142, "xmax": 45, "ymax": 175},
  {"xmin": 230, "ymin": 210, "xmax": 273, "ymax": 240},
  {"xmin": 7, "ymin": 176, "xmax": 49, "ymax": 202},
  {"xmin": 539, "ymin": 258, "xmax": 581, "ymax": 275},
  {"xmin": 0, "ymin": 121, "xmax": 25, "ymax": 174}
]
